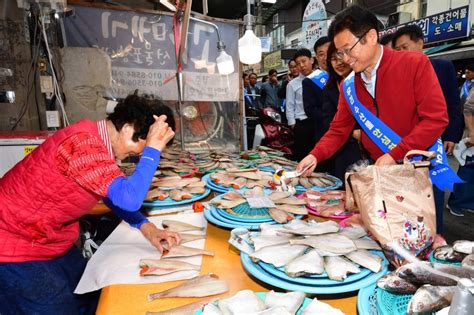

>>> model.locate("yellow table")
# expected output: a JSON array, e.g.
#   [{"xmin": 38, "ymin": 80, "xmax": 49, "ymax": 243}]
[{"xmin": 97, "ymin": 222, "xmax": 357, "ymax": 315}]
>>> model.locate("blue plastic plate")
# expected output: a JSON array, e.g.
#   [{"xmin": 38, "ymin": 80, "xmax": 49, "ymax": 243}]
[
  {"xmin": 204, "ymin": 208, "xmax": 270, "ymax": 230},
  {"xmin": 142, "ymin": 188, "xmax": 211, "ymax": 207},
  {"xmin": 240, "ymin": 252, "xmax": 389, "ymax": 294},
  {"xmin": 357, "ymin": 284, "xmax": 378, "ymax": 315},
  {"xmin": 216, "ymin": 207, "xmax": 274, "ymax": 223},
  {"xmin": 202, "ymin": 174, "xmax": 231, "ymax": 193},
  {"xmin": 193, "ymin": 291, "xmax": 313, "ymax": 315}
]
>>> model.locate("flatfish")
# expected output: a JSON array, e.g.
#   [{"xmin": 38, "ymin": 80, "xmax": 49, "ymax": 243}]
[
  {"xmin": 162, "ymin": 220, "xmax": 205, "ymax": 232},
  {"xmin": 324, "ymin": 256, "xmax": 361, "ymax": 281},
  {"xmin": 285, "ymin": 249, "xmax": 324, "ymax": 277},
  {"xmin": 250, "ymin": 244, "xmax": 307, "ymax": 267},
  {"xmin": 139, "ymin": 259, "xmax": 200, "ymax": 276}
]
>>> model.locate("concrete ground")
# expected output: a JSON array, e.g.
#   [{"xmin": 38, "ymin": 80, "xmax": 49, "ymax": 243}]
[{"xmin": 440, "ymin": 157, "xmax": 474, "ymax": 243}]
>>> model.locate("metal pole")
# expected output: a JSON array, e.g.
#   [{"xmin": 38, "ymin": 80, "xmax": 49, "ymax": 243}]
[{"xmin": 202, "ymin": 0, "xmax": 208, "ymax": 15}]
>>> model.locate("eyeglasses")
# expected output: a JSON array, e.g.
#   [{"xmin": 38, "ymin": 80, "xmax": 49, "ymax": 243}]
[{"xmin": 335, "ymin": 29, "xmax": 370, "ymax": 60}]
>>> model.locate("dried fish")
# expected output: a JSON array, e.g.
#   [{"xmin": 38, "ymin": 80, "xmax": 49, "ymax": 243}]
[
  {"xmin": 169, "ymin": 189, "xmax": 193, "ymax": 201},
  {"xmin": 148, "ymin": 274, "xmax": 229, "ymax": 301},
  {"xmin": 273, "ymin": 197, "xmax": 306, "ymax": 206},
  {"xmin": 251, "ymin": 235, "xmax": 293, "ymax": 251},
  {"xmin": 211, "ymin": 198, "xmax": 247, "ymax": 209},
  {"xmin": 161, "ymin": 245, "xmax": 214, "ymax": 259},
  {"xmin": 353, "ymin": 238, "xmax": 382, "ymax": 251},
  {"xmin": 201, "ymin": 302, "xmax": 222, "ymax": 315},
  {"xmin": 147, "ymin": 298, "xmax": 218, "ymax": 315},
  {"xmin": 264, "ymin": 291, "xmax": 306, "ymax": 314},
  {"xmin": 324, "ymin": 256, "xmax": 361, "ymax": 281},
  {"xmin": 269, "ymin": 208, "xmax": 294, "ymax": 224},
  {"xmin": 345, "ymin": 250, "xmax": 383, "ymax": 273},
  {"xmin": 285, "ymin": 249, "xmax": 324, "ymax": 277},
  {"xmin": 222, "ymin": 191, "xmax": 243, "ymax": 201},
  {"xmin": 179, "ymin": 233, "xmax": 206, "ymax": 243},
  {"xmin": 162, "ymin": 220, "xmax": 205, "ymax": 232},
  {"xmin": 274, "ymin": 204, "xmax": 308, "ymax": 215},
  {"xmin": 283, "ymin": 221, "xmax": 340, "ymax": 236},
  {"xmin": 290, "ymin": 234, "xmax": 356, "ymax": 255},
  {"xmin": 268, "ymin": 191, "xmax": 291, "ymax": 201},
  {"xmin": 396, "ymin": 262, "xmax": 474, "ymax": 286},
  {"xmin": 183, "ymin": 186, "xmax": 206, "ymax": 195},
  {"xmin": 145, "ymin": 189, "xmax": 169, "ymax": 201},
  {"xmin": 299, "ymin": 177, "xmax": 313, "ymax": 189},
  {"xmin": 218, "ymin": 290, "xmax": 266, "ymax": 314},
  {"xmin": 300, "ymin": 298, "xmax": 345, "ymax": 315},
  {"xmin": 338, "ymin": 225, "xmax": 367, "ymax": 239},
  {"xmin": 462, "ymin": 253, "xmax": 474, "ymax": 269},
  {"xmin": 139, "ymin": 259, "xmax": 200, "ymax": 276},
  {"xmin": 407, "ymin": 285, "xmax": 456, "ymax": 314},
  {"xmin": 250, "ymin": 244, "xmax": 308, "ymax": 267},
  {"xmin": 377, "ymin": 272, "xmax": 419, "ymax": 294}
]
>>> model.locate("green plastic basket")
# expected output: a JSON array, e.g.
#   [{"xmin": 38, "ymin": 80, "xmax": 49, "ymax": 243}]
[{"xmin": 376, "ymin": 288, "xmax": 435, "ymax": 315}]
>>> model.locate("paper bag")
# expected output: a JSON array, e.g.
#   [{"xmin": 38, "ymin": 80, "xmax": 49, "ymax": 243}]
[{"xmin": 345, "ymin": 150, "xmax": 436, "ymax": 261}]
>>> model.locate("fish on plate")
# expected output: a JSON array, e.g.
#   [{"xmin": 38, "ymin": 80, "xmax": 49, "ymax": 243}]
[
  {"xmin": 161, "ymin": 220, "xmax": 205, "ymax": 232},
  {"xmin": 264, "ymin": 291, "xmax": 306, "ymax": 314},
  {"xmin": 433, "ymin": 245, "xmax": 467, "ymax": 263},
  {"xmin": 324, "ymin": 256, "xmax": 361, "ymax": 281},
  {"xmin": 250, "ymin": 244, "xmax": 308, "ymax": 268},
  {"xmin": 407, "ymin": 285, "xmax": 456, "ymax": 314},
  {"xmin": 453, "ymin": 240, "xmax": 473, "ymax": 255},
  {"xmin": 377, "ymin": 272, "xmax": 419, "ymax": 294},
  {"xmin": 345, "ymin": 249, "xmax": 383, "ymax": 273},
  {"xmin": 290, "ymin": 234, "xmax": 356, "ymax": 255},
  {"xmin": 268, "ymin": 208, "xmax": 294, "ymax": 224},
  {"xmin": 300, "ymin": 298, "xmax": 345, "ymax": 315},
  {"xmin": 285, "ymin": 249, "xmax": 325, "ymax": 277},
  {"xmin": 282, "ymin": 220, "xmax": 340, "ymax": 236},
  {"xmin": 218, "ymin": 290, "xmax": 266, "ymax": 315}
]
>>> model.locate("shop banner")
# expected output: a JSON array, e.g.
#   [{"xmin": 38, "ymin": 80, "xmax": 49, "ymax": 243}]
[
  {"xmin": 301, "ymin": 0, "xmax": 328, "ymax": 50},
  {"xmin": 64, "ymin": 6, "xmax": 239, "ymax": 101},
  {"xmin": 380, "ymin": 5, "xmax": 470, "ymax": 45}
]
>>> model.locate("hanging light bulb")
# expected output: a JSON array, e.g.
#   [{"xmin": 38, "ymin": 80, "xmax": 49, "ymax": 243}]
[
  {"xmin": 238, "ymin": 29, "xmax": 262, "ymax": 65},
  {"xmin": 216, "ymin": 49, "xmax": 235, "ymax": 75}
]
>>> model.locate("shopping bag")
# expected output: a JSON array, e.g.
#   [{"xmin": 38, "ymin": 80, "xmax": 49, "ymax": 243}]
[{"xmin": 345, "ymin": 150, "xmax": 436, "ymax": 263}]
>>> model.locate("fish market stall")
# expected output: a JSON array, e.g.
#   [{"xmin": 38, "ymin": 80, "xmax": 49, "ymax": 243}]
[{"xmin": 95, "ymin": 220, "xmax": 357, "ymax": 314}]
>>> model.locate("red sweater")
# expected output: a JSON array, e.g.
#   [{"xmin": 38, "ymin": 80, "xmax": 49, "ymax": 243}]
[{"xmin": 311, "ymin": 48, "xmax": 449, "ymax": 162}]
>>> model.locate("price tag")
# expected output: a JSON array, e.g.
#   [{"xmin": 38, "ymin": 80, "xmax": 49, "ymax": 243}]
[
  {"xmin": 24, "ymin": 145, "xmax": 38, "ymax": 156},
  {"xmin": 246, "ymin": 196, "xmax": 276, "ymax": 208}
]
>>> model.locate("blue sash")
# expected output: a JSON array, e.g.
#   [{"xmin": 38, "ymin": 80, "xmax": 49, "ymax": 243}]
[
  {"xmin": 244, "ymin": 89, "xmax": 253, "ymax": 106},
  {"xmin": 460, "ymin": 80, "xmax": 470, "ymax": 99},
  {"xmin": 342, "ymin": 71, "xmax": 463, "ymax": 192},
  {"xmin": 308, "ymin": 70, "xmax": 329, "ymax": 89}
]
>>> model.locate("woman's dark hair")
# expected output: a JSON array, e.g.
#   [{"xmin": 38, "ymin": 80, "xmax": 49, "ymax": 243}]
[
  {"xmin": 325, "ymin": 42, "xmax": 343, "ymax": 89},
  {"xmin": 329, "ymin": 5, "xmax": 380, "ymax": 41},
  {"xmin": 107, "ymin": 91, "xmax": 176, "ymax": 143}
]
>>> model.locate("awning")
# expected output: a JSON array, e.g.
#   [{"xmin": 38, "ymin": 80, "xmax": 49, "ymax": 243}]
[
  {"xmin": 428, "ymin": 46, "xmax": 474, "ymax": 61},
  {"xmin": 425, "ymin": 42, "xmax": 459, "ymax": 55}
]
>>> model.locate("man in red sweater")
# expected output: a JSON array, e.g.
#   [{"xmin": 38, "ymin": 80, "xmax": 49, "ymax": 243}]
[{"xmin": 297, "ymin": 5, "xmax": 448, "ymax": 173}]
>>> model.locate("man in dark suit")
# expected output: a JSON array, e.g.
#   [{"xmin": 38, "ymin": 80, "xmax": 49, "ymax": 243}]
[
  {"xmin": 393, "ymin": 25, "xmax": 464, "ymax": 233},
  {"xmin": 246, "ymin": 72, "xmax": 261, "ymax": 109}
]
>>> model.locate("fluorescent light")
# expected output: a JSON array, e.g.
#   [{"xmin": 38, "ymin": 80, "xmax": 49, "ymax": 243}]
[
  {"xmin": 238, "ymin": 29, "xmax": 262, "ymax": 65},
  {"xmin": 159, "ymin": 0, "xmax": 176, "ymax": 12},
  {"xmin": 216, "ymin": 50, "xmax": 235, "ymax": 75},
  {"xmin": 261, "ymin": 0, "xmax": 277, "ymax": 3}
]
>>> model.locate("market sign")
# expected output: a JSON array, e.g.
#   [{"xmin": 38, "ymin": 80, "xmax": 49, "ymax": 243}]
[
  {"xmin": 64, "ymin": 6, "xmax": 239, "ymax": 101},
  {"xmin": 263, "ymin": 50, "xmax": 282, "ymax": 73},
  {"xmin": 301, "ymin": 0, "xmax": 328, "ymax": 50},
  {"xmin": 380, "ymin": 5, "xmax": 470, "ymax": 45}
]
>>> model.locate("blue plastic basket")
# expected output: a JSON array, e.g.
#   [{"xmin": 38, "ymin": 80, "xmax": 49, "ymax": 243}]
[
  {"xmin": 429, "ymin": 251, "xmax": 462, "ymax": 266},
  {"xmin": 357, "ymin": 284, "xmax": 379, "ymax": 315}
]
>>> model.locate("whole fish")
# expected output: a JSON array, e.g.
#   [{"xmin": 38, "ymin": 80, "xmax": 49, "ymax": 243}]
[
  {"xmin": 162, "ymin": 220, "xmax": 205, "ymax": 232},
  {"xmin": 290, "ymin": 234, "xmax": 356, "ymax": 255},
  {"xmin": 433, "ymin": 245, "xmax": 466, "ymax": 262},
  {"xmin": 218, "ymin": 290, "xmax": 266, "ymax": 314},
  {"xmin": 377, "ymin": 272, "xmax": 419, "ymax": 294},
  {"xmin": 264, "ymin": 291, "xmax": 306, "ymax": 314},
  {"xmin": 148, "ymin": 274, "xmax": 229, "ymax": 301},
  {"xmin": 407, "ymin": 285, "xmax": 456, "ymax": 314},
  {"xmin": 345, "ymin": 250, "xmax": 383, "ymax": 273},
  {"xmin": 396, "ymin": 262, "xmax": 474, "ymax": 286},
  {"xmin": 250, "ymin": 244, "xmax": 308, "ymax": 268},
  {"xmin": 324, "ymin": 256, "xmax": 361, "ymax": 281},
  {"xmin": 453, "ymin": 240, "xmax": 474, "ymax": 254},
  {"xmin": 147, "ymin": 298, "xmax": 218, "ymax": 315},
  {"xmin": 285, "ymin": 249, "xmax": 324, "ymax": 277},
  {"xmin": 161, "ymin": 245, "xmax": 214, "ymax": 259},
  {"xmin": 139, "ymin": 259, "xmax": 200, "ymax": 276}
]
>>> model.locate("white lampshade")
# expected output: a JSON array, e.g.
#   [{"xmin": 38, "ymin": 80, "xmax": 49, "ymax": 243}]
[
  {"xmin": 216, "ymin": 50, "xmax": 235, "ymax": 75},
  {"xmin": 238, "ymin": 29, "xmax": 262, "ymax": 65}
]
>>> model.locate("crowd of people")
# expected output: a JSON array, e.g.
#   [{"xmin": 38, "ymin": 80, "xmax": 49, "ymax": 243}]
[{"xmin": 243, "ymin": 5, "xmax": 473, "ymax": 230}]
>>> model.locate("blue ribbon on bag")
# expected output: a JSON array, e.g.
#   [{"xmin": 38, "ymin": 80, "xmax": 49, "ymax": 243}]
[
  {"xmin": 342, "ymin": 71, "xmax": 463, "ymax": 192},
  {"xmin": 308, "ymin": 69, "xmax": 329, "ymax": 89},
  {"xmin": 244, "ymin": 89, "xmax": 253, "ymax": 107}
]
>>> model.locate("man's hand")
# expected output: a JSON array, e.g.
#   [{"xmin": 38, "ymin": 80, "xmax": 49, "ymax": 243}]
[
  {"xmin": 375, "ymin": 153, "xmax": 396, "ymax": 166},
  {"xmin": 140, "ymin": 222, "xmax": 181, "ymax": 254},
  {"xmin": 296, "ymin": 154, "xmax": 317, "ymax": 177},
  {"xmin": 145, "ymin": 115, "xmax": 175, "ymax": 152},
  {"xmin": 444, "ymin": 141, "xmax": 455, "ymax": 155}
]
